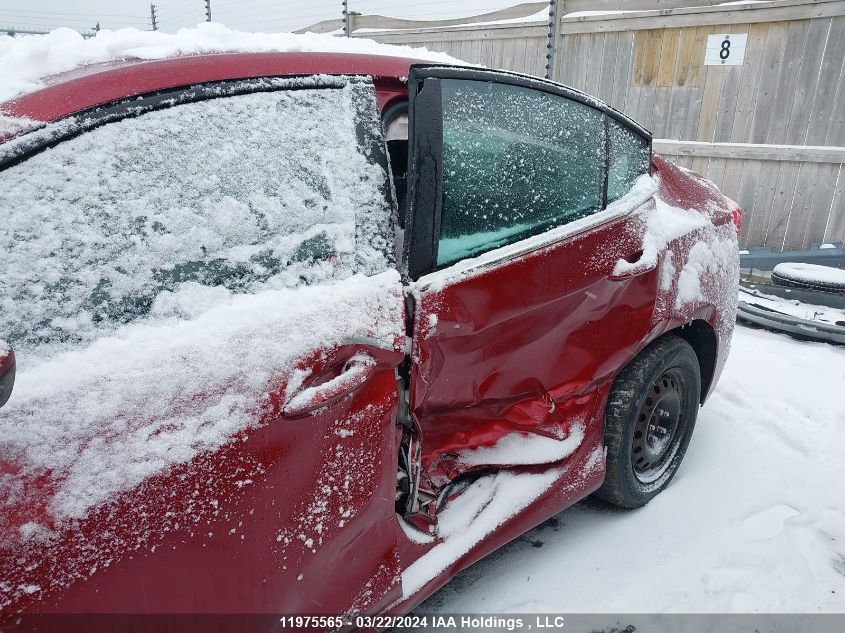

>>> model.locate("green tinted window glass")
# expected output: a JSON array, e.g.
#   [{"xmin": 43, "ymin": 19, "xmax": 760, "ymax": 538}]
[
  {"xmin": 607, "ymin": 119, "xmax": 650, "ymax": 203},
  {"xmin": 437, "ymin": 79, "xmax": 604, "ymax": 267}
]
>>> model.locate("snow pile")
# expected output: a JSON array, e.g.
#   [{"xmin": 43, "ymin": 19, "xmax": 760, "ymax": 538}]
[
  {"xmin": 418, "ymin": 325, "xmax": 845, "ymax": 613},
  {"xmin": 0, "ymin": 23, "xmax": 463, "ymax": 105},
  {"xmin": 772, "ymin": 262, "xmax": 845, "ymax": 286}
]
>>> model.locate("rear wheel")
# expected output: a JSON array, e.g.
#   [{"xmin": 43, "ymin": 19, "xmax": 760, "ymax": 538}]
[{"xmin": 595, "ymin": 335, "xmax": 701, "ymax": 508}]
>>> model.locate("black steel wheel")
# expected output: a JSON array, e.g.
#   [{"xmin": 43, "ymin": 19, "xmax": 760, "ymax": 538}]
[{"xmin": 595, "ymin": 335, "xmax": 701, "ymax": 508}]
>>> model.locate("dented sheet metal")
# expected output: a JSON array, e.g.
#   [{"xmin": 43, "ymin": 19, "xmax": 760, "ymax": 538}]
[{"xmin": 410, "ymin": 196, "xmax": 659, "ymax": 495}]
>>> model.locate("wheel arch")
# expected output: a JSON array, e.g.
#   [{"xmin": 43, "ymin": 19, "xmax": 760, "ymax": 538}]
[{"xmin": 669, "ymin": 319, "xmax": 718, "ymax": 404}]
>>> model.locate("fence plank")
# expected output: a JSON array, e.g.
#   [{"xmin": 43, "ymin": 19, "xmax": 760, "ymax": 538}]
[
  {"xmin": 824, "ymin": 46, "xmax": 845, "ymax": 146},
  {"xmin": 735, "ymin": 160, "xmax": 764, "ymax": 249},
  {"xmin": 574, "ymin": 32, "xmax": 592, "ymax": 91},
  {"xmin": 764, "ymin": 19, "xmax": 811, "ymax": 145},
  {"xmin": 823, "ymin": 165, "xmax": 845, "ymax": 244},
  {"xmin": 663, "ymin": 27, "xmax": 698, "ymax": 139},
  {"xmin": 782, "ymin": 162, "xmax": 823, "ymax": 250},
  {"xmin": 653, "ymin": 28, "xmax": 682, "ymax": 135},
  {"xmin": 746, "ymin": 161, "xmax": 782, "ymax": 246},
  {"xmin": 712, "ymin": 65, "xmax": 744, "ymax": 142},
  {"xmin": 720, "ymin": 157, "xmax": 745, "ymax": 200},
  {"xmin": 585, "ymin": 32, "xmax": 607, "ymax": 96},
  {"xmin": 749, "ymin": 21, "xmax": 789, "ymax": 143},
  {"xmin": 730, "ymin": 22, "xmax": 770, "ymax": 143},
  {"xmin": 610, "ymin": 30, "xmax": 634, "ymax": 113},
  {"xmin": 785, "ymin": 17, "xmax": 832, "ymax": 145},
  {"xmin": 764, "ymin": 160, "xmax": 803, "ymax": 249},
  {"xmin": 597, "ymin": 31, "xmax": 620, "ymax": 103},
  {"xmin": 805, "ymin": 16, "xmax": 845, "ymax": 145},
  {"xmin": 697, "ymin": 24, "xmax": 733, "ymax": 142},
  {"xmin": 638, "ymin": 29, "xmax": 667, "ymax": 130},
  {"xmin": 706, "ymin": 157, "xmax": 728, "ymax": 187},
  {"xmin": 558, "ymin": 31, "xmax": 577, "ymax": 85}
]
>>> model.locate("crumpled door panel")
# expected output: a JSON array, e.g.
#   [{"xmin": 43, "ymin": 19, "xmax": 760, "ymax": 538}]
[{"xmin": 411, "ymin": 203, "xmax": 659, "ymax": 498}]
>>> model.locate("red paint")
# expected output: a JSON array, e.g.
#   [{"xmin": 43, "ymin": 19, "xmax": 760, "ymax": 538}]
[
  {"xmin": 0, "ymin": 54, "xmax": 736, "ymax": 629},
  {"xmin": 0, "ymin": 344, "xmax": 12, "ymax": 376},
  {"xmin": 0, "ymin": 52, "xmax": 415, "ymax": 126}
]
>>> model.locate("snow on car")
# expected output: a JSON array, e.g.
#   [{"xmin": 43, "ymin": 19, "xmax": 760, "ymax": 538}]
[{"xmin": 0, "ymin": 28, "xmax": 740, "ymax": 627}]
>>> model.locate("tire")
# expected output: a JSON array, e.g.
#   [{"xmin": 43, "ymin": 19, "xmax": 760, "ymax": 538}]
[
  {"xmin": 771, "ymin": 265, "xmax": 845, "ymax": 295},
  {"xmin": 595, "ymin": 335, "xmax": 701, "ymax": 508}
]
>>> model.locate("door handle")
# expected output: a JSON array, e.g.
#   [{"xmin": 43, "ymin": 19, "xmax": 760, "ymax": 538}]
[
  {"xmin": 282, "ymin": 352, "xmax": 377, "ymax": 417},
  {"xmin": 608, "ymin": 250, "xmax": 657, "ymax": 281}
]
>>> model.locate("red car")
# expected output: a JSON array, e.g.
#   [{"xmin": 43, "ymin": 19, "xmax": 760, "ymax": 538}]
[{"xmin": 0, "ymin": 52, "xmax": 740, "ymax": 629}]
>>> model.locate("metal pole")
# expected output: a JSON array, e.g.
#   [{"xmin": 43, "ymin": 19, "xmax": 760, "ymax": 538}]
[
  {"xmin": 205, "ymin": 0, "xmax": 212, "ymax": 22},
  {"xmin": 342, "ymin": 0, "xmax": 350, "ymax": 37},
  {"xmin": 545, "ymin": 0, "xmax": 565, "ymax": 80},
  {"xmin": 150, "ymin": 3, "xmax": 158, "ymax": 31}
]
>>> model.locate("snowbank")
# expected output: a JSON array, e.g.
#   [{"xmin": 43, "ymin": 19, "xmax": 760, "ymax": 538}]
[{"xmin": 0, "ymin": 22, "xmax": 463, "ymax": 105}]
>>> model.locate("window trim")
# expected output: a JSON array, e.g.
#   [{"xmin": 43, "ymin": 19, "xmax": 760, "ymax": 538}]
[{"xmin": 403, "ymin": 64, "xmax": 652, "ymax": 281}]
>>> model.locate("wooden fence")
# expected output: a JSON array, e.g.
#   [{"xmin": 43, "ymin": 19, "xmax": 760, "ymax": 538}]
[{"xmin": 317, "ymin": 0, "xmax": 845, "ymax": 251}]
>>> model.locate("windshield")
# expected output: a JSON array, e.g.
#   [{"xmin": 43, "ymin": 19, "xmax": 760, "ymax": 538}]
[{"xmin": 0, "ymin": 80, "xmax": 394, "ymax": 360}]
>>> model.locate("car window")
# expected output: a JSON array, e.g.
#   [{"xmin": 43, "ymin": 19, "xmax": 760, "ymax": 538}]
[
  {"xmin": 0, "ymin": 80, "xmax": 393, "ymax": 358},
  {"xmin": 607, "ymin": 118, "xmax": 651, "ymax": 204},
  {"xmin": 437, "ymin": 79, "xmax": 605, "ymax": 268}
]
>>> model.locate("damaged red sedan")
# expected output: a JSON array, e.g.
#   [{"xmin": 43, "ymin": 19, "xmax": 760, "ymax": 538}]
[{"xmin": 0, "ymin": 52, "xmax": 739, "ymax": 628}]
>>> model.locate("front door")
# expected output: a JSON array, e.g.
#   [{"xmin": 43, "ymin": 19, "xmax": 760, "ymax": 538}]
[{"xmin": 402, "ymin": 67, "xmax": 658, "ymax": 521}]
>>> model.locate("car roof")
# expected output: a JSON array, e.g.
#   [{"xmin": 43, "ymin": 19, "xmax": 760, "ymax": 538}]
[{"xmin": 0, "ymin": 51, "xmax": 422, "ymax": 125}]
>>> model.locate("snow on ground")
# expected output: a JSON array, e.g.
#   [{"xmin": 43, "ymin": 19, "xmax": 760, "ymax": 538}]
[
  {"xmin": 416, "ymin": 325, "xmax": 845, "ymax": 614},
  {"xmin": 0, "ymin": 23, "xmax": 462, "ymax": 105}
]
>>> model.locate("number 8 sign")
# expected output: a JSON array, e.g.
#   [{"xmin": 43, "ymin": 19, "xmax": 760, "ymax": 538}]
[{"xmin": 704, "ymin": 33, "xmax": 747, "ymax": 66}]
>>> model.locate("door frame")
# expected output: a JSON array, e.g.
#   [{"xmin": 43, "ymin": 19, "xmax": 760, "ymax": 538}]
[{"xmin": 402, "ymin": 64, "xmax": 653, "ymax": 282}]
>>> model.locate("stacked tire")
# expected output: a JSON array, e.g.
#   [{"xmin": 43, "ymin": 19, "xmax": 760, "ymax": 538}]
[{"xmin": 771, "ymin": 263, "xmax": 845, "ymax": 295}]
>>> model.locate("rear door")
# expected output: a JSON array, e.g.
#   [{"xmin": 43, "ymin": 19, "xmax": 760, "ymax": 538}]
[
  {"xmin": 0, "ymin": 76, "xmax": 405, "ymax": 617},
  {"xmin": 402, "ymin": 67, "xmax": 658, "ymax": 521}
]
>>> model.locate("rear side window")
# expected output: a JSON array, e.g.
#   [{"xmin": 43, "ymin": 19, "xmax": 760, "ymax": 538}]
[
  {"xmin": 607, "ymin": 119, "xmax": 651, "ymax": 203},
  {"xmin": 437, "ymin": 79, "xmax": 605, "ymax": 267},
  {"xmin": 0, "ymin": 80, "xmax": 393, "ymax": 358}
]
